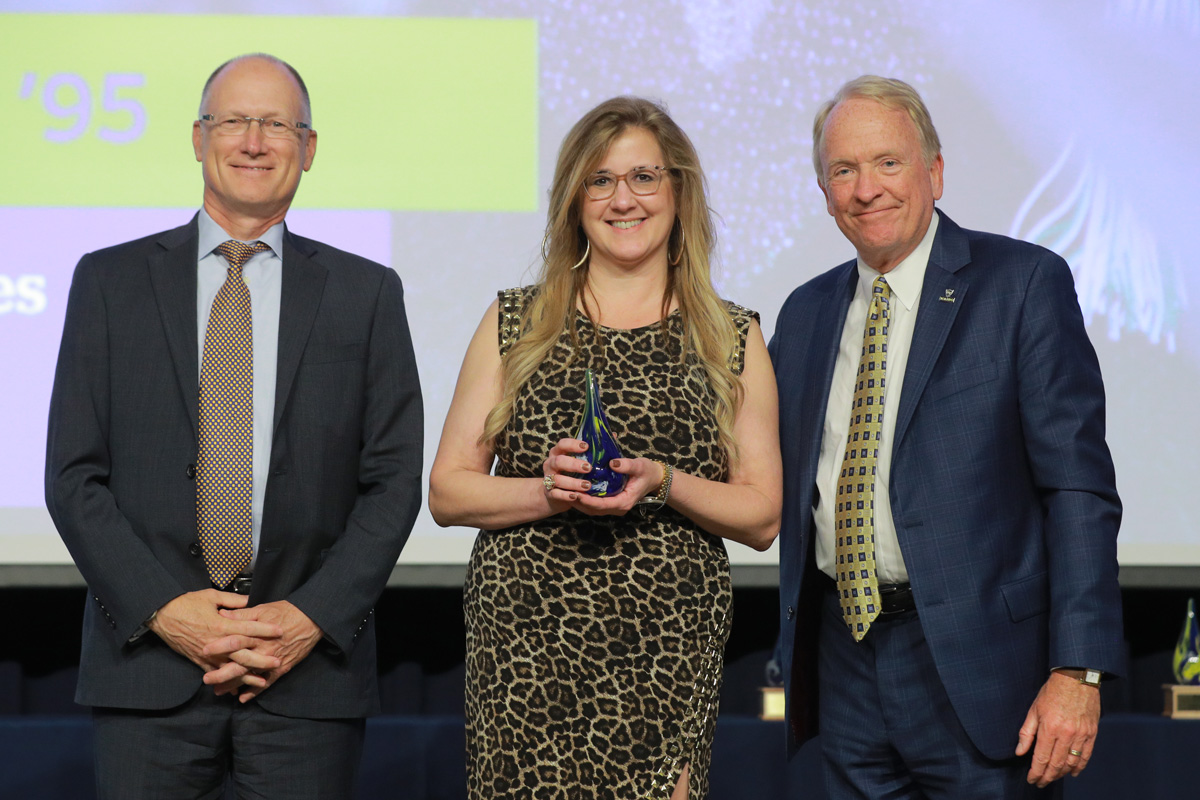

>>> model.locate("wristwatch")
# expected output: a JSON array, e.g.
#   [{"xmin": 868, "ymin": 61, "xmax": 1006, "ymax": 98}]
[{"xmin": 1055, "ymin": 667, "xmax": 1102, "ymax": 687}]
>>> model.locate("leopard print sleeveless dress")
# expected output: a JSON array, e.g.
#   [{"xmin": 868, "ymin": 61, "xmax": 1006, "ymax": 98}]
[{"xmin": 464, "ymin": 286, "xmax": 758, "ymax": 799}]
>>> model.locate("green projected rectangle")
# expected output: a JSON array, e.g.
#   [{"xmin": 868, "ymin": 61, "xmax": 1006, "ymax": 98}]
[{"xmin": 0, "ymin": 15, "xmax": 537, "ymax": 211}]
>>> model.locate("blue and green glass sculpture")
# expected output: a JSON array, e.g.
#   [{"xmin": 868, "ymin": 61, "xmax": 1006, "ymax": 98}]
[
  {"xmin": 1173, "ymin": 597, "xmax": 1200, "ymax": 685},
  {"xmin": 572, "ymin": 369, "xmax": 626, "ymax": 497}
]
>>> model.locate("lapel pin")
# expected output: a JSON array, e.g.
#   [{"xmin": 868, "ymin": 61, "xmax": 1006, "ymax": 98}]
[{"xmin": 938, "ymin": 288, "xmax": 956, "ymax": 303}]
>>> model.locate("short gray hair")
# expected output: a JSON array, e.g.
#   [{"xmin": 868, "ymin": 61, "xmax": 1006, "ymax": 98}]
[{"xmin": 812, "ymin": 75, "xmax": 940, "ymax": 186}]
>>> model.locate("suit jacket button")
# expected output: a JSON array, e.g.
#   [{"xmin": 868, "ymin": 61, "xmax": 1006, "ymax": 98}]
[
  {"xmin": 188, "ymin": 542, "xmax": 202, "ymax": 557},
  {"xmin": 787, "ymin": 606, "xmax": 795, "ymax": 620},
  {"xmin": 185, "ymin": 464, "xmax": 196, "ymax": 479}
]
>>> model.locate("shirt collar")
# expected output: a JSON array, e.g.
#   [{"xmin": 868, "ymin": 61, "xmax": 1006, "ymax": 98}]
[
  {"xmin": 855, "ymin": 210, "xmax": 939, "ymax": 312},
  {"xmin": 198, "ymin": 207, "xmax": 286, "ymax": 261}
]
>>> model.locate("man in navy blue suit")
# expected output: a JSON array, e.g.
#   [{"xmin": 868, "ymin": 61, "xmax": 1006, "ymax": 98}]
[{"xmin": 770, "ymin": 75, "xmax": 1123, "ymax": 798}]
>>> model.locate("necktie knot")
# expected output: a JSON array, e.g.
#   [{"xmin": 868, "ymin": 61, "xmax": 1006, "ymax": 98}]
[
  {"xmin": 215, "ymin": 240, "xmax": 270, "ymax": 272},
  {"xmin": 869, "ymin": 276, "xmax": 891, "ymax": 324}
]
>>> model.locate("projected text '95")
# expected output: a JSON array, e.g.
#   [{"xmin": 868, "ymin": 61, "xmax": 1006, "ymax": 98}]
[{"xmin": 18, "ymin": 72, "xmax": 147, "ymax": 144}]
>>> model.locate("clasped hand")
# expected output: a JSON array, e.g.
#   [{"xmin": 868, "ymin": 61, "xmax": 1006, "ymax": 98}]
[
  {"xmin": 542, "ymin": 438, "xmax": 664, "ymax": 516},
  {"xmin": 149, "ymin": 590, "xmax": 322, "ymax": 703},
  {"xmin": 202, "ymin": 599, "xmax": 324, "ymax": 703}
]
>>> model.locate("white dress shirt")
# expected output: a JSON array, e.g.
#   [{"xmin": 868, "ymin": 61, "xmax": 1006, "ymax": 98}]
[{"xmin": 814, "ymin": 213, "xmax": 940, "ymax": 585}]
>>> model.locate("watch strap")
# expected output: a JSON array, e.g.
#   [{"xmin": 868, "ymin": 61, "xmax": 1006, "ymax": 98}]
[{"xmin": 1054, "ymin": 667, "xmax": 1102, "ymax": 687}]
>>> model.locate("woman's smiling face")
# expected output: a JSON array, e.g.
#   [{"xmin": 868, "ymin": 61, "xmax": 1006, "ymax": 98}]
[{"xmin": 579, "ymin": 127, "xmax": 676, "ymax": 273}]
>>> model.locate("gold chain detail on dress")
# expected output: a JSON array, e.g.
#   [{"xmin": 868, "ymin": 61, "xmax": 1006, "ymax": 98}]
[
  {"xmin": 498, "ymin": 287, "xmax": 526, "ymax": 356},
  {"xmin": 645, "ymin": 609, "xmax": 730, "ymax": 798},
  {"xmin": 724, "ymin": 301, "xmax": 754, "ymax": 376}
]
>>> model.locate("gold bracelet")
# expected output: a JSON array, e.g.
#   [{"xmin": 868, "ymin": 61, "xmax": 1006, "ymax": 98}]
[
  {"xmin": 650, "ymin": 460, "xmax": 667, "ymax": 495},
  {"xmin": 658, "ymin": 463, "xmax": 674, "ymax": 508},
  {"xmin": 640, "ymin": 460, "xmax": 674, "ymax": 510}
]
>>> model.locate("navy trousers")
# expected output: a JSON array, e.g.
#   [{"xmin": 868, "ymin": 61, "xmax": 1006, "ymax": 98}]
[{"xmin": 816, "ymin": 587, "xmax": 1060, "ymax": 800}]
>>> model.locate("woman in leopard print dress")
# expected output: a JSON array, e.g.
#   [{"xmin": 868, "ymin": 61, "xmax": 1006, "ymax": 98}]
[{"xmin": 430, "ymin": 97, "xmax": 782, "ymax": 799}]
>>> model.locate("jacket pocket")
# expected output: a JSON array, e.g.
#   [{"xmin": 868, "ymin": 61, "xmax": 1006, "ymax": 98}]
[
  {"xmin": 301, "ymin": 340, "xmax": 367, "ymax": 364},
  {"xmin": 1001, "ymin": 572, "xmax": 1049, "ymax": 622},
  {"xmin": 927, "ymin": 361, "xmax": 998, "ymax": 402}
]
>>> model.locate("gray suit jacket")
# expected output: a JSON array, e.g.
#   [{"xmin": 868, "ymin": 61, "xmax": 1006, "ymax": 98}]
[{"xmin": 45, "ymin": 215, "xmax": 423, "ymax": 718}]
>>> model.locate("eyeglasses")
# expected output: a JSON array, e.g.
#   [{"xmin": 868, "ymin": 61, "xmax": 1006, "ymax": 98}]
[
  {"xmin": 582, "ymin": 166, "xmax": 669, "ymax": 200},
  {"xmin": 199, "ymin": 115, "xmax": 314, "ymax": 139}
]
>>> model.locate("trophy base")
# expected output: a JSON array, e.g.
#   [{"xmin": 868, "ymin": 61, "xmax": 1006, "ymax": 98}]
[
  {"xmin": 760, "ymin": 687, "xmax": 786, "ymax": 721},
  {"xmin": 1162, "ymin": 684, "xmax": 1200, "ymax": 719}
]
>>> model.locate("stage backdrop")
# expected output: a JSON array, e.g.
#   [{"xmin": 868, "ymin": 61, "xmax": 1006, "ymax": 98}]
[{"xmin": 1, "ymin": 0, "xmax": 1196, "ymax": 570}]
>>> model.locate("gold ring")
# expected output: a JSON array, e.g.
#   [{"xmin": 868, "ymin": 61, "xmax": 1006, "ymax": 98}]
[
  {"xmin": 1069, "ymin": 749, "xmax": 1083, "ymax": 757},
  {"xmin": 543, "ymin": 475, "xmax": 555, "ymax": 492}
]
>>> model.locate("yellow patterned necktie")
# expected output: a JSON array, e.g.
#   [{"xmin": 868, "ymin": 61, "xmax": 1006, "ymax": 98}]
[
  {"xmin": 835, "ymin": 276, "xmax": 890, "ymax": 640},
  {"xmin": 197, "ymin": 240, "xmax": 268, "ymax": 589}
]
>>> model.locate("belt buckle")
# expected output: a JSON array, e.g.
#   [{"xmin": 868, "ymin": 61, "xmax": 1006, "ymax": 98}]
[
  {"xmin": 877, "ymin": 582, "xmax": 913, "ymax": 615},
  {"xmin": 230, "ymin": 576, "xmax": 253, "ymax": 595}
]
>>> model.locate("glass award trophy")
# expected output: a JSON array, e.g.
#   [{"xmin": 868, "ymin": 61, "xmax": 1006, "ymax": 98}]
[
  {"xmin": 572, "ymin": 369, "xmax": 626, "ymax": 497},
  {"xmin": 1164, "ymin": 597, "xmax": 1200, "ymax": 718},
  {"xmin": 1173, "ymin": 597, "xmax": 1200, "ymax": 685}
]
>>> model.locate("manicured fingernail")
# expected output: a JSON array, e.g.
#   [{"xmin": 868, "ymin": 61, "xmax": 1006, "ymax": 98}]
[
  {"xmin": 610, "ymin": 459, "xmax": 621, "ymax": 468},
  {"xmin": 581, "ymin": 482, "xmax": 591, "ymax": 490},
  {"xmin": 580, "ymin": 462, "xmax": 591, "ymax": 471},
  {"xmin": 567, "ymin": 493, "xmax": 578, "ymax": 500}
]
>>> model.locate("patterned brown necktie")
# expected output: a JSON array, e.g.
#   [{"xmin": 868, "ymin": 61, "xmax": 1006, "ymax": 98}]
[
  {"xmin": 196, "ymin": 240, "xmax": 268, "ymax": 588},
  {"xmin": 835, "ymin": 276, "xmax": 890, "ymax": 640}
]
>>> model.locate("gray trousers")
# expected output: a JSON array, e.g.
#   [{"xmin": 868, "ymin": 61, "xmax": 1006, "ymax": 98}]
[{"xmin": 92, "ymin": 689, "xmax": 365, "ymax": 800}]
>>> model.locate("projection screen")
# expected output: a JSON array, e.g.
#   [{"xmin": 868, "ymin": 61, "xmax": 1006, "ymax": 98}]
[{"xmin": 1, "ymin": 0, "xmax": 1196, "ymax": 578}]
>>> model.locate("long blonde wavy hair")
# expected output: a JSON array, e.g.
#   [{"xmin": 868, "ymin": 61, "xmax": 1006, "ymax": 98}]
[{"xmin": 481, "ymin": 96, "xmax": 744, "ymax": 462}]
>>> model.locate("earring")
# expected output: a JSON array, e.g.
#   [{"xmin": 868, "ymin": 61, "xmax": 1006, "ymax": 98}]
[
  {"xmin": 571, "ymin": 239, "xmax": 591, "ymax": 270},
  {"xmin": 669, "ymin": 224, "xmax": 686, "ymax": 266}
]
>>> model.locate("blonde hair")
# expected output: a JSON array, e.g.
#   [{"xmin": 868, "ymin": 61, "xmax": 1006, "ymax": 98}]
[
  {"xmin": 812, "ymin": 75, "xmax": 941, "ymax": 187},
  {"xmin": 481, "ymin": 96, "xmax": 744, "ymax": 462}
]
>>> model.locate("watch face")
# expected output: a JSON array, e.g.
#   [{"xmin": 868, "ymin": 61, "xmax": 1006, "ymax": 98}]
[{"xmin": 1084, "ymin": 669, "xmax": 1102, "ymax": 686}]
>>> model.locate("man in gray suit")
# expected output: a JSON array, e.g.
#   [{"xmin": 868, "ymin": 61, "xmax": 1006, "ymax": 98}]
[{"xmin": 45, "ymin": 53, "xmax": 423, "ymax": 798}]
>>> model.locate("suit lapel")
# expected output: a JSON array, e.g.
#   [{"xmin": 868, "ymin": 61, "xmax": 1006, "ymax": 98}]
[
  {"xmin": 149, "ymin": 218, "xmax": 201, "ymax": 437},
  {"xmin": 892, "ymin": 211, "xmax": 971, "ymax": 452},
  {"xmin": 801, "ymin": 264, "xmax": 858, "ymax": 476},
  {"xmin": 274, "ymin": 230, "xmax": 328, "ymax": 432}
]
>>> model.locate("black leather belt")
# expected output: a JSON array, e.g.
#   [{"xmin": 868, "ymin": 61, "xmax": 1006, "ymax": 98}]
[
  {"xmin": 819, "ymin": 574, "xmax": 916, "ymax": 615},
  {"xmin": 217, "ymin": 575, "xmax": 253, "ymax": 595},
  {"xmin": 877, "ymin": 582, "xmax": 915, "ymax": 615}
]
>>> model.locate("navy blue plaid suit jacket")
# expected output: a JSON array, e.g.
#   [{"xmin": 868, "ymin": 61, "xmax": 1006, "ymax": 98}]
[{"xmin": 770, "ymin": 210, "xmax": 1123, "ymax": 760}]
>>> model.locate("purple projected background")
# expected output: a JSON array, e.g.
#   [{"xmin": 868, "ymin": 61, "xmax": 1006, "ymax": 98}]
[
  {"xmin": 0, "ymin": 209, "xmax": 391, "ymax": 508},
  {"xmin": 1, "ymin": 0, "xmax": 1196, "ymax": 563}
]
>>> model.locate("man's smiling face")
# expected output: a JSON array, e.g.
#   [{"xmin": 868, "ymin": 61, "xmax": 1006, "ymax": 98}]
[
  {"xmin": 192, "ymin": 57, "xmax": 316, "ymax": 231},
  {"xmin": 819, "ymin": 97, "xmax": 943, "ymax": 273}
]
